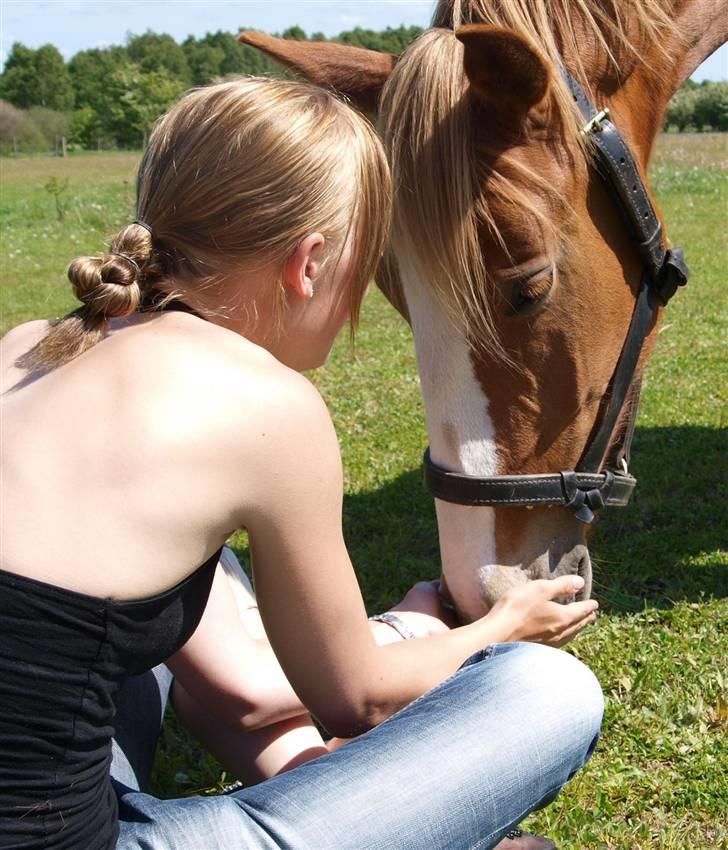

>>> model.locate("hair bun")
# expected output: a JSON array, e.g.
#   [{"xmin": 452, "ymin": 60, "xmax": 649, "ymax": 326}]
[
  {"xmin": 105, "ymin": 252, "xmax": 141, "ymax": 286},
  {"xmin": 67, "ymin": 255, "xmax": 104, "ymax": 303},
  {"xmin": 67, "ymin": 254, "xmax": 141, "ymax": 319}
]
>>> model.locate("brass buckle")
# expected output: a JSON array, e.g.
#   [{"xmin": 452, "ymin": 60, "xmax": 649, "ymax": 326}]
[{"xmin": 581, "ymin": 107, "xmax": 610, "ymax": 135}]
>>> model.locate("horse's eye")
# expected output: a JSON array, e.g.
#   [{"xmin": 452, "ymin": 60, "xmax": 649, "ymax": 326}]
[{"xmin": 512, "ymin": 267, "xmax": 555, "ymax": 315}]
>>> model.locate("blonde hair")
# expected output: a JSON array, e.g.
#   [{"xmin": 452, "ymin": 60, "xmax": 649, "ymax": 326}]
[
  {"xmin": 22, "ymin": 77, "xmax": 391, "ymax": 370},
  {"xmin": 381, "ymin": 0, "xmax": 676, "ymax": 353},
  {"xmin": 432, "ymin": 0, "xmax": 676, "ymax": 107}
]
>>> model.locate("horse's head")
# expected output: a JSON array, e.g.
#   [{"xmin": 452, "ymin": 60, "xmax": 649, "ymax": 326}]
[
  {"xmin": 241, "ymin": 1, "xmax": 725, "ymax": 620},
  {"xmin": 375, "ymin": 24, "xmax": 642, "ymax": 619}
]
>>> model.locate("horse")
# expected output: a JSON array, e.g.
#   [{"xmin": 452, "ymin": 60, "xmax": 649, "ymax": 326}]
[{"xmin": 240, "ymin": 0, "xmax": 727, "ymax": 622}]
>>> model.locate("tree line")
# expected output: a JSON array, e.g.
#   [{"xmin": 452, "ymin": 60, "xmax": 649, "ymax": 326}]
[
  {"xmin": 663, "ymin": 78, "xmax": 727, "ymax": 132},
  {"xmin": 0, "ymin": 26, "xmax": 725, "ymax": 154}
]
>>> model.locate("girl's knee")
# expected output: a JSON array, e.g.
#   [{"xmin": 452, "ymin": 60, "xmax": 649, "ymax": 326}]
[
  {"xmin": 474, "ymin": 642, "xmax": 604, "ymax": 735},
  {"xmin": 486, "ymin": 643, "xmax": 604, "ymax": 772},
  {"xmin": 523, "ymin": 643, "xmax": 604, "ymax": 758},
  {"xmin": 524, "ymin": 643, "xmax": 601, "ymax": 713}
]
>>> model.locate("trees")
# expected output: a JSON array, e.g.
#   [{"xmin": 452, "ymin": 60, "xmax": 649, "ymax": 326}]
[
  {"xmin": 69, "ymin": 47, "xmax": 128, "ymax": 111},
  {"xmin": 102, "ymin": 64, "xmax": 186, "ymax": 148},
  {"xmin": 693, "ymin": 82, "xmax": 728, "ymax": 131},
  {"xmin": 0, "ymin": 25, "xmax": 427, "ymax": 152},
  {"xmin": 69, "ymin": 106, "xmax": 109, "ymax": 151},
  {"xmin": 281, "ymin": 26, "xmax": 307, "ymax": 41},
  {"xmin": 0, "ymin": 43, "xmax": 74, "ymax": 111},
  {"xmin": 183, "ymin": 30, "xmax": 278, "ymax": 81},
  {"xmin": 0, "ymin": 44, "xmax": 37, "ymax": 108},
  {"xmin": 184, "ymin": 43, "xmax": 226, "ymax": 85},
  {"xmin": 27, "ymin": 106, "xmax": 71, "ymax": 152},
  {"xmin": 0, "ymin": 99, "xmax": 45, "ymax": 153},
  {"xmin": 335, "ymin": 25, "xmax": 423, "ymax": 53},
  {"xmin": 665, "ymin": 84, "xmax": 700, "ymax": 132},
  {"xmin": 0, "ymin": 25, "xmax": 723, "ymax": 154},
  {"xmin": 34, "ymin": 45, "xmax": 75, "ymax": 111},
  {"xmin": 126, "ymin": 31, "xmax": 192, "ymax": 85},
  {"xmin": 665, "ymin": 80, "xmax": 728, "ymax": 131}
]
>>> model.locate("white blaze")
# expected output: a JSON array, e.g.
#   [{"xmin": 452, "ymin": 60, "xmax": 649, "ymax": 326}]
[{"xmin": 400, "ymin": 264, "xmax": 500, "ymax": 621}]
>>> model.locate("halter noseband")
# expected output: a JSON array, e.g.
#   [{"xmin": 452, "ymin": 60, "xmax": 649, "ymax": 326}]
[{"xmin": 423, "ymin": 70, "xmax": 689, "ymax": 524}]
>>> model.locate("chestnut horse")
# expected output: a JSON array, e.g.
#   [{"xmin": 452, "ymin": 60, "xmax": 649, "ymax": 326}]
[{"xmin": 241, "ymin": 1, "xmax": 727, "ymax": 621}]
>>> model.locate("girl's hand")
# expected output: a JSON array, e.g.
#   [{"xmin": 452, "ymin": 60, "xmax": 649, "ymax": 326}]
[{"xmin": 487, "ymin": 575, "xmax": 598, "ymax": 647}]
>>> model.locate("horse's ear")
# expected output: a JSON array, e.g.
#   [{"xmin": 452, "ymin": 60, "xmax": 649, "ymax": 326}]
[
  {"xmin": 456, "ymin": 25, "xmax": 551, "ymax": 124},
  {"xmin": 238, "ymin": 31, "xmax": 396, "ymax": 114}
]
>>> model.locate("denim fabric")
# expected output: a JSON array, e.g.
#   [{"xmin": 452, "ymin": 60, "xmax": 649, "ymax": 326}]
[
  {"xmin": 112, "ymin": 665, "xmax": 174, "ymax": 794},
  {"xmin": 112, "ymin": 642, "xmax": 603, "ymax": 850}
]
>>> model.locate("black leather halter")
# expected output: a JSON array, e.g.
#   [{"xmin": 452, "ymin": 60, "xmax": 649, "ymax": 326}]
[{"xmin": 423, "ymin": 71, "xmax": 689, "ymax": 524}]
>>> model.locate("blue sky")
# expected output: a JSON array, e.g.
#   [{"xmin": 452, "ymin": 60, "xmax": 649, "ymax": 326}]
[{"xmin": 1, "ymin": 0, "xmax": 725, "ymax": 80}]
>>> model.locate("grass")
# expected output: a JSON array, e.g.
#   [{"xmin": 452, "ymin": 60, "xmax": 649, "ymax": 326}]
[
  {"xmin": 0, "ymin": 153, "xmax": 138, "ymax": 330},
  {"xmin": 1, "ymin": 135, "xmax": 726, "ymax": 848}
]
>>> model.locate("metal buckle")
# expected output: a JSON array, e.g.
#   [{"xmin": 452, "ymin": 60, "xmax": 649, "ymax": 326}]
[{"xmin": 581, "ymin": 107, "xmax": 610, "ymax": 135}]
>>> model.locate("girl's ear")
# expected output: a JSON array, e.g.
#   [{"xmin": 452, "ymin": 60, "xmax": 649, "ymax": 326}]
[{"xmin": 283, "ymin": 233, "xmax": 326, "ymax": 300}]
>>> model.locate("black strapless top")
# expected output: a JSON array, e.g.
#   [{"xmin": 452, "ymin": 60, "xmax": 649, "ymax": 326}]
[{"xmin": 0, "ymin": 549, "xmax": 221, "ymax": 850}]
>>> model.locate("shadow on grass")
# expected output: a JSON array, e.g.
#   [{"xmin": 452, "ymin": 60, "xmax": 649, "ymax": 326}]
[{"xmin": 342, "ymin": 425, "xmax": 727, "ymax": 616}]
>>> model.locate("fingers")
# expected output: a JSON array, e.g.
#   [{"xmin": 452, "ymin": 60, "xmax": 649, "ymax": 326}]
[
  {"xmin": 549, "ymin": 597, "xmax": 598, "ymax": 646},
  {"xmin": 552, "ymin": 609, "xmax": 598, "ymax": 647},
  {"xmin": 539, "ymin": 574, "xmax": 586, "ymax": 599},
  {"xmin": 561, "ymin": 599, "xmax": 599, "ymax": 623}
]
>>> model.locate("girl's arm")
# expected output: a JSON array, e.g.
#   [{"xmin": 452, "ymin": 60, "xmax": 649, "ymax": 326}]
[
  {"xmin": 168, "ymin": 553, "xmax": 453, "ymax": 732},
  {"xmin": 168, "ymin": 561, "xmax": 310, "ymax": 731},
  {"xmin": 170, "ymin": 680, "xmax": 329, "ymax": 784},
  {"xmin": 240, "ymin": 374, "xmax": 597, "ymax": 738},
  {"xmin": 168, "ymin": 548, "xmax": 450, "ymax": 781}
]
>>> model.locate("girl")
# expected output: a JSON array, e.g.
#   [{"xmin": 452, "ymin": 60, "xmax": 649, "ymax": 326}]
[{"xmin": 0, "ymin": 77, "xmax": 602, "ymax": 850}]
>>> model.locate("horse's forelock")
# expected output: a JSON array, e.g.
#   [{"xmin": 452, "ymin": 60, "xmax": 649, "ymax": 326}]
[
  {"xmin": 378, "ymin": 29, "xmax": 573, "ymax": 357},
  {"xmin": 379, "ymin": 29, "xmax": 495, "ymax": 353},
  {"xmin": 379, "ymin": 2, "xmax": 677, "ymax": 354},
  {"xmin": 432, "ymin": 0, "xmax": 677, "ymax": 89}
]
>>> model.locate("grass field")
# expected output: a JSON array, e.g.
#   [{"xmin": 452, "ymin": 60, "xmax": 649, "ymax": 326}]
[{"xmin": 1, "ymin": 135, "xmax": 726, "ymax": 849}]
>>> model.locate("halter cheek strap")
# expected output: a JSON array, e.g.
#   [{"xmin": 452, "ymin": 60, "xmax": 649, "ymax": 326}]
[{"xmin": 563, "ymin": 70, "xmax": 688, "ymax": 477}]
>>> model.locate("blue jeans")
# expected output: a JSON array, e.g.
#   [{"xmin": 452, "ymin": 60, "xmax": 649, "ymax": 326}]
[{"xmin": 112, "ymin": 642, "xmax": 603, "ymax": 850}]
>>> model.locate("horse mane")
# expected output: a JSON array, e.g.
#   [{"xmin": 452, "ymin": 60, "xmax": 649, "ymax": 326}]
[
  {"xmin": 379, "ymin": 0, "xmax": 676, "ymax": 352},
  {"xmin": 432, "ymin": 0, "xmax": 677, "ymax": 99}
]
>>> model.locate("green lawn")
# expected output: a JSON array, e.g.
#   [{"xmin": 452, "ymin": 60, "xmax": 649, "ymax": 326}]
[{"xmin": 1, "ymin": 136, "xmax": 726, "ymax": 849}]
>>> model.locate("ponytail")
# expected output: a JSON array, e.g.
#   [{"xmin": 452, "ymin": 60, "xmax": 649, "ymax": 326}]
[{"xmin": 18, "ymin": 222, "xmax": 154, "ymax": 370}]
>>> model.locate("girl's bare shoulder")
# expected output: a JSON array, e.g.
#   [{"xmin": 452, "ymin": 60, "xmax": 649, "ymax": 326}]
[
  {"xmin": 140, "ymin": 315, "xmax": 340, "ymax": 521},
  {"xmin": 1, "ymin": 319, "xmax": 53, "ymax": 354},
  {"xmin": 145, "ymin": 312, "xmax": 323, "ymax": 413},
  {"xmin": 106, "ymin": 312, "xmax": 335, "ymax": 457},
  {"xmin": 0, "ymin": 320, "xmax": 53, "ymax": 392}
]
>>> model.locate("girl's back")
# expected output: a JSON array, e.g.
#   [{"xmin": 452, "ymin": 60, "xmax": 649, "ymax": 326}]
[{"xmin": 0, "ymin": 312, "xmax": 279, "ymax": 599}]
